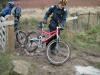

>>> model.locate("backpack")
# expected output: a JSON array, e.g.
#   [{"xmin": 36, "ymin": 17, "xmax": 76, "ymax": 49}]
[{"xmin": 15, "ymin": 7, "xmax": 21, "ymax": 17}]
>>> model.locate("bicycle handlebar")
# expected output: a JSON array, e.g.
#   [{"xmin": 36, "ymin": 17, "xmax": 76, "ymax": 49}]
[{"xmin": 38, "ymin": 21, "xmax": 64, "ymax": 30}]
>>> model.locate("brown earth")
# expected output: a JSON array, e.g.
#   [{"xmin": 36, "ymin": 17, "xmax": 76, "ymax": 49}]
[
  {"xmin": 15, "ymin": 0, "xmax": 100, "ymax": 8},
  {"xmin": 15, "ymin": 46, "xmax": 100, "ymax": 75}
]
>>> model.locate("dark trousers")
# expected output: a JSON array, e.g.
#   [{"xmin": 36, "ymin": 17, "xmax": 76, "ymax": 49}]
[
  {"xmin": 46, "ymin": 20, "xmax": 58, "ymax": 48},
  {"xmin": 14, "ymin": 16, "xmax": 20, "ymax": 31}
]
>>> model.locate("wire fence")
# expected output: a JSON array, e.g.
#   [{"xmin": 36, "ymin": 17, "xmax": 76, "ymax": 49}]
[{"xmin": 66, "ymin": 11, "xmax": 100, "ymax": 33}]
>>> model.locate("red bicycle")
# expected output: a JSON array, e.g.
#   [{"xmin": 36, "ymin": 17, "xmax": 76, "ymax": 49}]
[{"xmin": 25, "ymin": 22, "xmax": 71, "ymax": 65}]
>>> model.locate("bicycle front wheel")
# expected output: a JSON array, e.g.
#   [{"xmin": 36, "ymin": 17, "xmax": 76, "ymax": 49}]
[
  {"xmin": 16, "ymin": 31, "xmax": 26, "ymax": 45},
  {"xmin": 46, "ymin": 39, "xmax": 70, "ymax": 65}
]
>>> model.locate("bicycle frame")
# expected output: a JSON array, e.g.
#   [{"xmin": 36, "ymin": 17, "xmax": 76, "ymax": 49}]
[
  {"xmin": 40, "ymin": 23, "xmax": 61, "ymax": 45},
  {"xmin": 29, "ymin": 23, "xmax": 62, "ymax": 48},
  {"xmin": 26, "ymin": 23, "xmax": 70, "ymax": 65},
  {"xmin": 41, "ymin": 28, "xmax": 57, "ymax": 44}
]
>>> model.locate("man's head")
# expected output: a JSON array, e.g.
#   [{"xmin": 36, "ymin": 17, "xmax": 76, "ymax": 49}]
[
  {"xmin": 8, "ymin": 2, "xmax": 15, "ymax": 8},
  {"xmin": 58, "ymin": 0, "xmax": 67, "ymax": 9}
]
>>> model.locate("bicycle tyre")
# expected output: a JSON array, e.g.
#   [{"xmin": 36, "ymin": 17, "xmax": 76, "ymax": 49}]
[
  {"xmin": 46, "ymin": 39, "xmax": 71, "ymax": 65},
  {"xmin": 25, "ymin": 31, "xmax": 39, "ymax": 52},
  {"xmin": 16, "ymin": 30, "xmax": 26, "ymax": 45}
]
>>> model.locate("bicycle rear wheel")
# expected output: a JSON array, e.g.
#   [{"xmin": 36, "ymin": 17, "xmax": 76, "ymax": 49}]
[
  {"xmin": 46, "ymin": 39, "xmax": 70, "ymax": 65},
  {"xmin": 16, "ymin": 31, "xmax": 26, "ymax": 45},
  {"xmin": 25, "ymin": 31, "xmax": 38, "ymax": 52}
]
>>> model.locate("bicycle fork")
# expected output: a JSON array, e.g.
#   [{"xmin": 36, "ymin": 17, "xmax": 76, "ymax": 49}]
[
  {"xmin": 30, "ymin": 36, "xmax": 42, "ymax": 48},
  {"xmin": 55, "ymin": 27, "xmax": 59, "ymax": 53}
]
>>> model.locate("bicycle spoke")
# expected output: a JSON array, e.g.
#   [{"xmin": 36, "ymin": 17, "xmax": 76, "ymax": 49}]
[
  {"xmin": 47, "ymin": 39, "xmax": 70, "ymax": 65},
  {"xmin": 16, "ymin": 31, "xmax": 26, "ymax": 45},
  {"xmin": 26, "ymin": 31, "xmax": 38, "ymax": 53}
]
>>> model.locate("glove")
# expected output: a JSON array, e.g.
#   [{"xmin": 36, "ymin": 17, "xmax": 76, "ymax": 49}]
[
  {"xmin": 38, "ymin": 22, "xmax": 43, "ymax": 28},
  {"xmin": 43, "ymin": 19, "xmax": 47, "ymax": 24}
]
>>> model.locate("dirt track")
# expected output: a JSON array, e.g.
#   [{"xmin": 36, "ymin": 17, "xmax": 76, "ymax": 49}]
[
  {"xmin": 16, "ymin": 46, "xmax": 100, "ymax": 75},
  {"xmin": 15, "ymin": 0, "xmax": 100, "ymax": 8}
]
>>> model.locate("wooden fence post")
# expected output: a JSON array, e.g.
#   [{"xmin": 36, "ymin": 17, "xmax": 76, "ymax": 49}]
[
  {"xmin": 6, "ymin": 21, "xmax": 15, "ymax": 51},
  {"xmin": 0, "ymin": 21, "xmax": 15, "ymax": 51},
  {"xmin": 97, "ymin": 11, "xmax": 100, "ymax": 25},
  {"xmin": 86, "ymin": 12, "xmax": 91, "ymax": 32}
]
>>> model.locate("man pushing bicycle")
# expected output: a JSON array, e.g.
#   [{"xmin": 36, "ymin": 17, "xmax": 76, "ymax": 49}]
[
  {"xmin": 25, "ymin": 0, "xmax": 70, "ymax": 65},
  {"xmin": 43, "ymin": 0, "xmax": 68, "ymax": 47}
]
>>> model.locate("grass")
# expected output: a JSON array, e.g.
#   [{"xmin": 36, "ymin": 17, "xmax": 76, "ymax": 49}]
[
  {"xmin": 66, "ymin": 25, "xmax": 100, "ymax": 51},
  {"xmin": 70, "ymin": 35, "xmax": 100, "ymax": 51},
  {"xmin": 95, "ymin": 62, "xmax": 100, "ymax": 69},
  {"xmin": 21, "ymin": 18, "xmax": 39, "ymax": 31},
  {"xmin": 0, "ymin": 51, "xmax": 12, "ymax": 75},
  {"xmin": 28, "ymin": 63, "xmax": 37, "ymax": 75},
  {"xmin": 0, "ymin": 50, "xmax": 37, "ymax": 75}
]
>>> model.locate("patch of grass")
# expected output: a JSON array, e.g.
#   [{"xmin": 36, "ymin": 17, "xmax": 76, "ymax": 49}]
[
  {"xmin": 21, "ymin": 18, "xmax": 39, "ymax": 30},
  {"xmin": 69, "ymin": 25, "xmax": 100, "ymax": 51},
  {"xmin": 95, "ymin": 62, "xmax": 100, "ymax": 69},
  {"xmin": 0, "ymin": 52, "xmax": 12, "ymax": 75},
  {"xmin": 28, "ymin": 63, "xmax": 37, "ymax": 75},
  {"xmin": 90, "ymin": 25, "xmax": 100, "ymax": 34}
]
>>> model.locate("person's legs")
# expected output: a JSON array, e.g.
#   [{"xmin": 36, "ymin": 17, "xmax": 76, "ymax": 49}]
[
  {"xmin": 14, "ymin": 16, "xmax": 20, "ymax": 31},
  {"xmin": 46, "ymin": 20, "xmax": 58, "ymax": 53},
  {"xmin": 46, "ymin": 20, "xmax": 57, "ymax": 46},
  {"xmin": 46, "ymin": 29, "xmax": 54, "ymax": 46}
]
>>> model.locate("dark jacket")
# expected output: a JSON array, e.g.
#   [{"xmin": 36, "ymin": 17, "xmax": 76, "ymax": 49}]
[
  {"xmin": 0, "ymin": 6, "xmax": 13, "ymax": 17},
  {"xmin": 12, "ymin": 7, "xmax": 22, "ymax": 17},
  {"xmin": 44, "ymin": 4, "xmax": 67, "ymax": 27}
]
